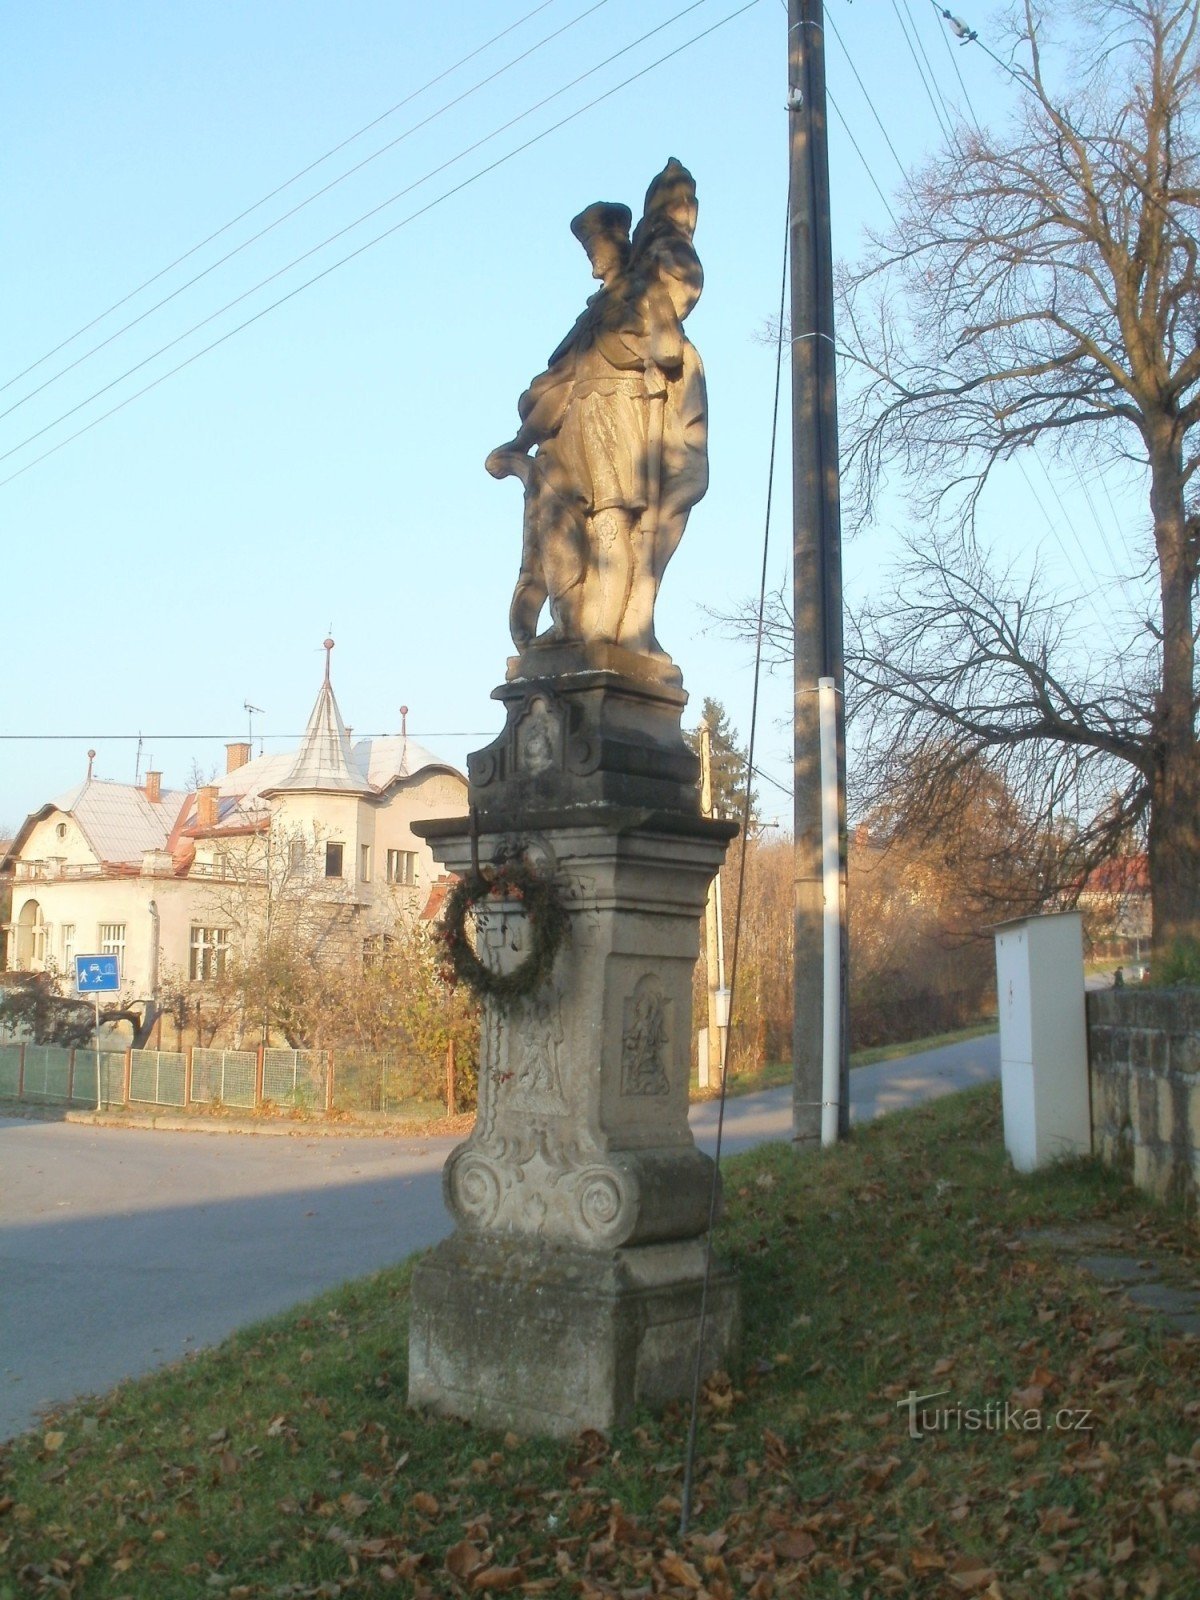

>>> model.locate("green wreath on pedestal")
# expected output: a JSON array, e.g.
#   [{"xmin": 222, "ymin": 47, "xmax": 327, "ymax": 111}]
[{"xmin": 439, "ymin": 857, "xmax": 569, "ymax": 1011}]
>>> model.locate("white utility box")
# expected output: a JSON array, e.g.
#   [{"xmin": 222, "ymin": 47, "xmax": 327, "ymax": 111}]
[{"xmin": 993, "ymin": 911, "xmax": 1091, "ymax": 1172}]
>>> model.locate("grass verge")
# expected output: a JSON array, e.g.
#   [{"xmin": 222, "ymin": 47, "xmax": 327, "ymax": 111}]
[{"xmin": 3, "ymin": 1083, "xmax": 1198, "ymax": 1598}]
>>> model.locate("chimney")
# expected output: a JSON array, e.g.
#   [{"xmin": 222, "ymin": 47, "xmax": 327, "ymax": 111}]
[
  {"xmin": 225, "ymin": 741, "xmax": 251, "ymax": 773},
  {"xmin": 144, "ymin": 770, "xmax": 162, "ymax": 804},
  {"xmin": 197, "ymin": 785, "xmax": 220, "ymax": 829}
]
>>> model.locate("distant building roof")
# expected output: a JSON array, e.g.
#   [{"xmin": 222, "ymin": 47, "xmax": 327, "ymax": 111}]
[
  {"xmin": 264, "ymin": 668, "xmax": 373, "ymax": 798},
  {"xmin": 53, "ymin": 778, "xmax": 187, "ymax": 864},
  {"xmin": 1080, "ymin": 854, "xmax": 1150, "ymax": 897},
  {"xmin": 2, "ymin": 645, "xmax": 465, "ymax": 863}
]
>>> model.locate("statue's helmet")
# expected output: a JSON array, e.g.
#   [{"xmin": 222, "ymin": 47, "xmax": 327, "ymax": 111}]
[{"xmin": 570, "ymin": 201, "xmax": 633, "ymax": 260}]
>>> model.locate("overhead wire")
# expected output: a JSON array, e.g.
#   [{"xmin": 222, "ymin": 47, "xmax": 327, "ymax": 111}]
[
  {"xmin": 0, "ymin": 0, "xmax": 613, "ymax": 426},
  {"xmin": 826, "ymin": 89, "xmax": 900, "ymax": 225},
  {"xmin": 889, "ymin": 0, "xmax": 956, "ymax": 148},
  {"xmin": 924, "ymin": 0, "xmax": 984, "ymax": 133},
  {"xmin": 899, "ymin": 0, "xmax": 965, "ymax": 146},
  {"xmin": 0, "ymin": 0, "xmax": 740, "ymax": 483},
  {"xmin": 825, "ymin": 6, "xmax": 908, "ymax": 180},
  {"xmin": 1013, "ymin": 455, "xmax": 1129, "ymax": 659},
  {"xmin": 0, "ymin": 0, "xmax": 565, "ymax": 397},
  {"xmin": 0, "ymin": 731, "xmax": 500, "ymax": 741}
]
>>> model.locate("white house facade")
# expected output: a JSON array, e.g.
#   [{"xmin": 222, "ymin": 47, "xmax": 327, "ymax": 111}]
[{"xmin": 1, "ymin": 655, "xmax": 467, "ymax": 1011}]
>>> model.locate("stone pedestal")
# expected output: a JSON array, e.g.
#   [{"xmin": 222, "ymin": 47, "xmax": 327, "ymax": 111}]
[{"xmin": 409, "ymin": 646, "xmax": 739, "ymax": 1436}]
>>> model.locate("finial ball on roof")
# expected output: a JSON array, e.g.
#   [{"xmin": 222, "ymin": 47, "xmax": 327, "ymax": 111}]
[
  {"xmin": 87, "ymin": 749, "xmax": 96, "ymax": 759},
  {"xmin": 324, "ymin": 637, "xmax": 335, "ymax": 650}
]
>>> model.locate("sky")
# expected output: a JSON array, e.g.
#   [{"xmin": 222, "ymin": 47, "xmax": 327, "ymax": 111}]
[{"xmin": 1, "ymin": 0, "xmax": 1144, "ymax": 835}]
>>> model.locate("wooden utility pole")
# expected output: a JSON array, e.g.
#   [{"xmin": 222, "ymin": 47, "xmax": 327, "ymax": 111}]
[{"xmin": 789, "ymin": 0, "xmax": 849, "ymax": 1144}]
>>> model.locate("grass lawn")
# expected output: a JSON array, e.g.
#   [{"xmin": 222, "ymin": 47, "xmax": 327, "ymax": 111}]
[{"xmin": 3, "ymin": 1083, "xmax": 1199, "ymax": 1598}]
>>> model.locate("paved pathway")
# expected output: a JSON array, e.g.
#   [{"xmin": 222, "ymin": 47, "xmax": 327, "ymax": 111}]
[{"xmin": 0, "ymin": 1032, "xmax": 1000, "ymax": 1442}]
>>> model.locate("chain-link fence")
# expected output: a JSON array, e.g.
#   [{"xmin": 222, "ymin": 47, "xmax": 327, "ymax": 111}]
[
  {"xmin": 0, "ymin": 1040, "xmax": 456, "ymax": 1119},
  {"xmin": 191, "ymin": 1048, "xmax": 258, "ymax": 1109}
]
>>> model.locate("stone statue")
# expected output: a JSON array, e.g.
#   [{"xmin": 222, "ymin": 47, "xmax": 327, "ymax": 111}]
[{"xmin": 485, "ymin": 159, "xmax": 708, "ymax": 659}]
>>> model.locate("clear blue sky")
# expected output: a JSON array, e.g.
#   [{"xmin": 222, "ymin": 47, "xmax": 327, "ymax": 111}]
[{"xmin": 1, "ymin": 0, "xmax": 1132, "ymax": 833}]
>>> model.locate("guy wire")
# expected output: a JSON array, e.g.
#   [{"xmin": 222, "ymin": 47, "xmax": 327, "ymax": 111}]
[{"xmin": 679, "ymin": 170, "xmax": 791, "ymax": 1539}]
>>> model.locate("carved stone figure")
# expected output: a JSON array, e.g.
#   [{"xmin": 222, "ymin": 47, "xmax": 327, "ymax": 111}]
[{"xmin": 486, "ymin": 159, "xmax": 708, "ymax": 659}]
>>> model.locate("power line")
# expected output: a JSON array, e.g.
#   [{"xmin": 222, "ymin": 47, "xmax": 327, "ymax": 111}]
[
  {"xmin": 925, "ymin": 0, "xmax": 984, "ymax": 132},
  {"xmin": 827, "ymin": 88, "xmax": 900, "ymax": 225},
  {"xmin": 0, "ymin": 0, "xmax": 730, "ymax": 480},
  {"xmin": 0, "ymin": 732, "xmax": 501, "ymax": 741},
  {"xmin": 0, "ymin": 0, "xmax": 612, "ymax": 426},
  {"xmin": 889, "ymin": 0, "xmax": 955, "ymax": 147},
  {"xmin": 0, "ymin": 0, "xmax": 564, "ymax": 398},
  {"xmin": 680, "ymin": 166, "xmax": 791, "ymax": 1542},
  {"xmin": 825, "ymin": 6, "xmax": 908, "ymax": 180}
]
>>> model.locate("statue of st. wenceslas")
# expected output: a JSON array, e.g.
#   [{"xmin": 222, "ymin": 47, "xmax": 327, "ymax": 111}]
[{"xmin": 486, "ymin": 159, "xmax": 707, "ymax": 659}]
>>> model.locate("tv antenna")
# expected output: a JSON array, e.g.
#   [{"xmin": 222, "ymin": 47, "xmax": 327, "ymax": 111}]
[{"xmin": 244, "ymin": 701, "xmax": 265, "ymax": 755}]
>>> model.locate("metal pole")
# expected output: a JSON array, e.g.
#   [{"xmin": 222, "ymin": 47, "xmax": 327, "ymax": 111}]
[
  {"xmin": 94, "ymin": 991, "xmax": 102, "ymax": 1112},
  {"xmin": 700, "ymin": 722, "xmax": 722, "ymax": 1088},
  {"xmin": 790, "ymin": 0, "xmax": 849, "ymax": 1145}
]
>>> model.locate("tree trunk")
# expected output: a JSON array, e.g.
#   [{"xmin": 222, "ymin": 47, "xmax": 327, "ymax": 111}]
[{"xmin": 1147, "ymin": 435, "xmax": 1200, "ymax": 954}]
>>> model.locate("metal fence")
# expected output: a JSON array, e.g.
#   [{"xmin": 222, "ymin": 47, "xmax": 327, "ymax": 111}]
[{"xmin": 0, "ymin": 1040, "xmax": 456, "ymax": 1119}]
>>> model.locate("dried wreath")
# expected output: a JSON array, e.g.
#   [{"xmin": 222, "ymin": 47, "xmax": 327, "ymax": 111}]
[{"xmin": 439, "ymin": 856, "xmax": 569, "ymax": 1011}]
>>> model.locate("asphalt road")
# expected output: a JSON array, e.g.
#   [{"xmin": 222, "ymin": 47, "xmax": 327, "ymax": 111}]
[{"xmin": 0, "ymin": 1030, "xmax": 999, "ymax": 1441}]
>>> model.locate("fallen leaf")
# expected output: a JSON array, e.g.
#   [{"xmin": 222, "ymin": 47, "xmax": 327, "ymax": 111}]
[
  {"xmin": 471, "ymin": 1565, "xmax": 523, "ymax": 1592},
  {"xmin": 772, "ymin": 1530, "xmax": 816, "ymax": 1563},
  {"xmin": 446, "ymin": 1541, "xmax": 486, "ymax": 1580},
  {"xmin": 411, "ymin": 1491, "xmax": 440, "ymax": 1517},
  {"xmin": 43, "ymin": 1432, "xmax": 65, "ymax": 1454},
  {"xmin": 948, "ymin": 1562, "xmax": 997, "ymax": 1594}
]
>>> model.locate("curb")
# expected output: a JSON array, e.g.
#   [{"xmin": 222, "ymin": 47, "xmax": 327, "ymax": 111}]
[{"xmin": 0, "ymin": 1103, "xmax": 472, "ymax": 1140}]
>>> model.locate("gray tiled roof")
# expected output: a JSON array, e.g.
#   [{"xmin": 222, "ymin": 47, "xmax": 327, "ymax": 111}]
[{"xmin": 50, "ymin": 779, "xmax": 187, "ymax": 865}]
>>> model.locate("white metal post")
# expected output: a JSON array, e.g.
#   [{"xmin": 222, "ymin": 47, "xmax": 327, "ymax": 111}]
[
  {"xmin": 94, "ymin": 991, "xmax": 102, "ymax": 1112},
  {"xmin": 818, "ymin": 677, "xmax": 841, "ymax": 1146}
]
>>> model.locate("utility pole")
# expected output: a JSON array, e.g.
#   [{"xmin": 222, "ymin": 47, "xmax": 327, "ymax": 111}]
[{"xmin": 789, "ymin": 0, "xmax": 849, "ymax": 1145}]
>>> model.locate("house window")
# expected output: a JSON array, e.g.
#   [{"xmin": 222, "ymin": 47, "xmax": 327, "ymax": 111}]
[
  {"xmin": 288, "ymin": 836, "xmax": 306, "ymax": 873},
  {"xmin": 99, "ymin": 924, "xmax": 126, "ymax": 967},
  {"xmin": 360, "ymin": 843, "xmax": 371, "ymax": 882},
  {"xmin": 386, "ymin": 849, "xmax": 417, "ymax": 886},
  {"xmin": 55, "ymin": 822, "xmax": 67, "ymax": 840},
  {"xmin": 189, "ymin": 926, "xmax": 230, "ymax": 981},
  {"xmin": 61, "ymin": 924, "xmax": 76, "ymax": 971},
  {"xmin": 325, "ymin": 841, "xmax": 344, "ymax": 878}
]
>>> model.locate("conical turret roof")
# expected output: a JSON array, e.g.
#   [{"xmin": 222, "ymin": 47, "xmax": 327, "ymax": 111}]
[{"xmin": 264, "ymin": 640, "xmax": 373, "ymax": 795}]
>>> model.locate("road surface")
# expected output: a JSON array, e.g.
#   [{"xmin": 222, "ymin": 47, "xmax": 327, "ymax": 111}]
[{"xmin": 0, "ymin": 1030, "xmax": 999, "ymax": 1441}]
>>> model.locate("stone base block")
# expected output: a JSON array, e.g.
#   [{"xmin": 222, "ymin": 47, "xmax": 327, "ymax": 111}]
[{"xmin": 408, "ymin": 1232, "xmax": 739, "ymax": 1439}]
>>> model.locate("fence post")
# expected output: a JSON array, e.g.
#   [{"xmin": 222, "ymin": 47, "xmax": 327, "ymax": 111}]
[
  {"xmin": 326, "ymin": 1048, "xmax": 335, "ymax": 1114},
  {"xmin": 255, "ymin": 1044, "xmax": 265, "ymax": 1109},
  {"xmin": 185, "ymin": 1046, "xmax": 193, "ymax": 1108},
  {"xmin": 17, "ymin": 1041, "xmax": 25, "ymax": 1100},
  {"xmin": 123, "ymin": 1048, "xmax": 132, "ymax": 1108},
  {"xmin": 446, "ymin": 1038, "xmax": 456, "ymax": 1117},
  {"xmin": 67, "ymin": 1046, "xmax": 76, "ymax": 1102}
]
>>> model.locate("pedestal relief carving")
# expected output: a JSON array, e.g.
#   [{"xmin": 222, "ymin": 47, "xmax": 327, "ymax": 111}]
[{"xmin": 621, "ymin": 974, "xmax": 672, "ymax": 1096}]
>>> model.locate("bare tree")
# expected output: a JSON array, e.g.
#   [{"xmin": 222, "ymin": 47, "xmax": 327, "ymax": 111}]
[{"xmin": 824, "ymin": 0, "xmax": 1200, "ymax": 955}]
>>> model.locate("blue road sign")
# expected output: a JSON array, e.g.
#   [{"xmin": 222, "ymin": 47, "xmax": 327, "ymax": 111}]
[{"xmin": 75, "ymin": 955, "xmax": 120, "ymax": 993}]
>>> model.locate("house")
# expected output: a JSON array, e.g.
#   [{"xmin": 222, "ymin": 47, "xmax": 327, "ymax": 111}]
[
  {"xmin": 0, "ymin": 647, "xmax": 467, "ymax": 1013},
  {"xmin": 1076, "ymin": 854, "xmax": 1151, "ymax": 958}
]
